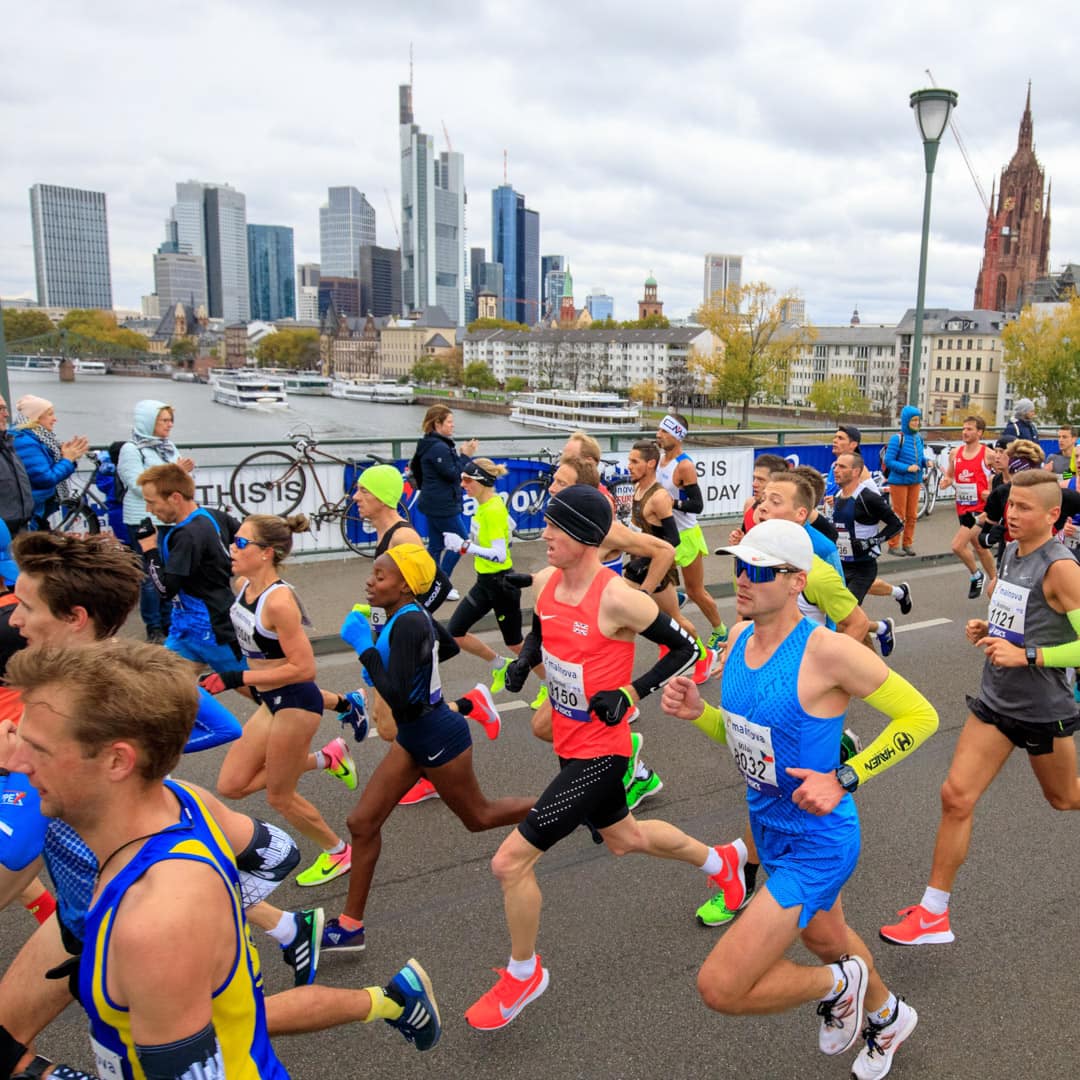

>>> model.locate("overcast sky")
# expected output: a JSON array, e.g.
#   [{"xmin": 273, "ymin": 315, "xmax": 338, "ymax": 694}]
[{"xmin": 3, "ymin": 0, "xmax": 1077, "ymax": 326}]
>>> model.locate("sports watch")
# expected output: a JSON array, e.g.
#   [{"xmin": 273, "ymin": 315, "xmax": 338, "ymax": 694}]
[
  {"xmin": 1026, "ymin": 645, "xmax": 1038, "ymax": 666},
  {"xmin": 835, "ymin": 764, "xmax": 859, "ymax": 794}
]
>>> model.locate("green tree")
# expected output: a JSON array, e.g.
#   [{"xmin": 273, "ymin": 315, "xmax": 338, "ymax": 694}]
[
  {"xmin": 467, "ymin": 317, "xmax": 530, "ymax": 333},
  {"xmin": 254, "ymin": 328, "xmax": 320, "ymax": 369},
  {"xmin": 1001, "ymin": 293, "xmax": 1080, "ymax": 423},
  {"xmin": 58, "ymin": 309, "xmax": 148, "ymax": 352},
  {"xmin": 411, "ymin": 357, "xmax": 450, "ymax": 385},
  {"xmin": 591, "ymin": 316, "xmax": 619, "ymax": 330},
  {"xmin": 808, "ymin": 377, "xmax": 869, "ymax": 425},
  {"xmin": 2, "ymin": 308, "xmax": 53, "ymax": 345},
  {"xmin": 630, "ymin": 378, "xmax": 662, "ymax": 406},
  {"xmin": 463, "ymin": 361, "xmax": 498, "ymax": 390},
  {"xmin": 170, "ymin": 338, "xmax": 198, "ymax": 365},
  {"xmin": 505, "ymin": 376, "xmax": 529, "ymax": 393},
  {"xmin": 693, "ymin": 283, "xmax": 814, "ymax": 426},
  {"xmin": 620, "ymin": 314, "xmax": 670, "ymax": 330}
]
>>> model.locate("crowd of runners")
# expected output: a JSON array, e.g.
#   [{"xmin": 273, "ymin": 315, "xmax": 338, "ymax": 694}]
[{"xmin": 1, "ymin": 400, "xmax": 1078, "ymax": 1079}]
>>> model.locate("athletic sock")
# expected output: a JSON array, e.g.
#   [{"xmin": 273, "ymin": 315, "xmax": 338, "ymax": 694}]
[
  {"xmin": 920, "ymin": 886, "xmax": 950, "ymax": 915},
  {"xmin": 266, "ymin": 912, "xmax": 296, "ymax": 945},
  {"xmin": 634, "ymin": 761, "xmax": 649, "ymax": 781},
  {"xmin": 507, "ymin": 954, "xmax": 537, "ymax": 981},
  {"xmin": 869, "ymin": 993, "xmax": 898, "ymax": 1027},
  {"xmin": 24, "ymin": 889, "xmax": 56, "ymax": 925},
  {"xmin": 823, "ymin": 963, "xmax": 847, "ymax": 1001},
  {"xmin": 744, "ymin": 861, "xmax": 760, "ymax": 892},
  {"xmin": 334, "ymin": 694, "xmax": 349, "ymax": 712},
  {"xmin": 489, "ymin": 655, "xmax": 508, "ymax": 672},
  {"xmin": 325, "ymin": 839, "xmax": 347, "ymax": 856},
  {"xmin": 363, "ymin": 985, "xmax": 404, "ymax": 1023},
  {"xmin": 314, "ymin": 749, "xmax": 328, "ymax": 769},
  {"xmin": 456, "ymin": 696, "xmax": 473, "ymax": 716},
  {"xmin": 891, "ymin": 586, "xmax": 905, "ymax": 600},
  {"xmin": 700, "ymin": 836, "xmax": 747, "ymax": 875},
  {"xmin": 873, "ymin": 621, "xmax": 886, "ymax": 635},
  {"xmin": 338, "ymin": 913, "xmax": 363, "ymax": 931}
]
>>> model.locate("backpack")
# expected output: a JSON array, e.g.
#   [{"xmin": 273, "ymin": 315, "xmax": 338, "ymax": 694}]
[
  {"xmin": 408, "ymin": 450, "xmax": 424, "ymax": 489},
  {"xmin": 106, "ymin": 440, "xmax": 146, "ymax": 509}
]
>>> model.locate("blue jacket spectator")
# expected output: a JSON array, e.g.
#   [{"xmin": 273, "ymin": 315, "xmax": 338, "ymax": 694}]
[
  {"xmin": 882, "ymin": 406, "xmax": 925, "ymax": 487},
  {"xmin": 11, "ymin": 395, "xmax": 87, "ymax": 525},
  {"xmin": 1002, "ymin": 398, "xmax": 1039, "ymax": 442}
]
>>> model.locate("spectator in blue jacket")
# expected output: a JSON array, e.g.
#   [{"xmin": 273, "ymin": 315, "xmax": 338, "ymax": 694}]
[
  {"xmin": 411, "ymin": 405, "xmax": 478, "ymax": 596},
  {"xmin": 11, "ymin": 395, "xmax": 88, "ymax": 528},
  {"xmin": 882, "ymin": 405, "xmax": 924, "ymax": 556},
  {"xmin": 1002, "ymin": 398, "xmax": 1039, "ymax": 442}
]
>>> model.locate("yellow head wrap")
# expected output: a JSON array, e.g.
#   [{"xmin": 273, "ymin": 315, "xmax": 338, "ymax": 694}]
[{"xmin": 385, "ymin": 543, "xmax": 436, "ymax": 596}]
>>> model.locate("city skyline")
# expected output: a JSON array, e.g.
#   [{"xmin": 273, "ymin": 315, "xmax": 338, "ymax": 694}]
[{"xmin": 3, "ymin": 2, "xmax": 1079, "ymax": 325}]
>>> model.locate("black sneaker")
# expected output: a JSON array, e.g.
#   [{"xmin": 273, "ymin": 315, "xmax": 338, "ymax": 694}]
[
  {"xmin": 282, "ymin": 908, "xmax": 324, "ymax": 987},
  {"xmin": 968, "ymin": 571, "xmax": 985, "ymax": 599},
  {"xmin": 895, "ymin": 582, "xmax": 912, "ymax": 615}
]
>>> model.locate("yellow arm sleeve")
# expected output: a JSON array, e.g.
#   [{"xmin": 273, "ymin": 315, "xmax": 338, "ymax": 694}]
[
  {"xmin": 848, "ymin": 670, "xmax": 938, "ymax": 786},
  {"xmin": 691, "ymin": 701, "xmax": 728, "ymax": 745},
  {"xmin": 1037, "ymin": 608, "xmax": 1080, "ymax": 668}
]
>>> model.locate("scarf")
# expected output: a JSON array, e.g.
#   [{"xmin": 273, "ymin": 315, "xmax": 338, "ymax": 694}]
[
  {"xmin": 132, "ymin": 430, "xmax": 179, "ymax": 460},
  {"xmin": 17, "ymin": 416, "xmax": 76, "ymax": 501}
]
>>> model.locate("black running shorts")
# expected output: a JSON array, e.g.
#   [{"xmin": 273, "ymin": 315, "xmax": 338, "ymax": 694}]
[{"xmin": 966, "ymin": 694, "xmax": 1080, "ymax": 756}]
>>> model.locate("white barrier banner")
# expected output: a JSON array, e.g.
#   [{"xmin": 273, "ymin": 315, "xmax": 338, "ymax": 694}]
[{"xmin": 688, "ymin": 448, "xmax": 755, "ymax": 518}]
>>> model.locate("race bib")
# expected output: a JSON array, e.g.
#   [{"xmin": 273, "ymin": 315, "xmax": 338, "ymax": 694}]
[
  {"xmin": 955, "ymin": 481, "xmax": 978, "ymax": 506},
  {"xmin": 91, "ymin": 1035, "xmax": 125, "ymax": 1079},
  {"xmin": 987, "ymin": 580, "xmax": 1029, "ymax": 645},
  {"xmin": 370, "ymin": 606, "xmax": 388, "ymax": 636},
  {"xmin": 835, "ymin": 527, "xmax": 853, "ymax": 560},
  {"xmin": 723, "ymin": 709, "xmax": 780, "ymax": 797},
  {"xmin": 542, "ymin": 649, "xmax": 588, "ymax": 721}
]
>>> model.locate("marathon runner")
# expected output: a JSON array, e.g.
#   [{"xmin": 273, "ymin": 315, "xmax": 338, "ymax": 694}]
[{"xmin": 939, "ymin": 416, "xmax": 997, "ymax": 598}]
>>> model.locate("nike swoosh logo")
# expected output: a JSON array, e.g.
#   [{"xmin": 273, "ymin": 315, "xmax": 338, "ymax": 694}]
[
  {"xmin": 539, "ymin": 613, "xmax": 557, "ymax": 620},
  {"xmin": 918, "ymin": 915, "xmax": 947, "ymax": 929},
  {"xmin": 499, "ymin": 982, "xmax": 538, "ymax": 1018},
  {"xmin": 320, "ymin": 861, "xmax": 343, "ymax": 876},
  {"xmin": 427, "ymin": 749, "xmax": 445, "ymax": 761}
]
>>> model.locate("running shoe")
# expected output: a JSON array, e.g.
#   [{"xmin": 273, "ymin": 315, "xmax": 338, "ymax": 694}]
[
  {"xmin": 320, "ymin": 736, "xmax": 358, "ymax": 791},
  {"xmin": 706, "ymin": 623, "xmax": 729, "ymax": 651},
  {"xmin": 902, "ymin": 546, "xmax": 917, "ymax": 557},
  {"xmin": 626, "ymin": 768, "xmax": 663, "ymax": 810},
  {"xmin": 817, "ymin": 954, "xmax": 868, "ymax": 1056},
  {"xmin": 895, "ymin": 581, "xmax": 912, "ymax": 615},
  {"xmin": 386, "ymin": 958, "xmax": 442, "ymax": 1051},
  {"xmin": 530, "ymin": 684, "xmax": 549, "ymax": 709},
  {"xmin": 622, "ymin": 732, "xmax": 644, "ymax": 790},
  {"xmin": 399, "ymin": 777, "xmax": 440, "ymax": 805},
  {"xmin": 705, "ymin": 842, "xmax": 748, "ymax": 912},
  {"xmin": 695, "ymin": 885, "xmax": 755, "ymax": 927},
  {"xmin": 282, "ymin": 908, "xmax": 324, "ymax": 987},
  {"xmin": 875, "ymin": 618, "xmax": 896, "ymax": 658},
  {"xmin": 692, "ymin": 643, "xmax": 718, "ymax": 685},
  {"xmin": 461, "ymin": 683, "xmax": 501, "ymax": 741},
  {"xmin": 677, "ymin": 589, "xmax": 688, "ymax": 609},
  {"xmin": 851, "ymin": 999, "xmax": 919, "ymax": 1080},
  {"xmin": 968, "ymin": 570, "xmax": 985, "ymax": 599},
  {"xmin": 296, "ymin": 845, "xmax": 352, "ymax": 887},
  {"xmin": 465, "ymin": 956, "xmax": 550, "ymax": 1031},
  {"xmin": 446, "ymin": 588, "xmax": 461, "ymax": 601},
  {"xmin": 337, "ymin": 690, "xmax": 369, "ymax": 743},
  {"xmin": 878, "ymin": 903, "xmax": 954, "ymax": 946},
  {"xmin": 490, "ymin": 657, "xmax": 512, "ymax": 694},
  {"xmin": 321, "ymin": 916, "xmax": 366, "ymax": 953},
  {"xmin": 840, "ymin": 727, "xmax": 863, "ymax": 764}
]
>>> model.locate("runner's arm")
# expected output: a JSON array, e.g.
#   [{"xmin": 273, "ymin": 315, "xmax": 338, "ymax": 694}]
[
  {"xmin": 1005, "ymin": 559, "xmax": 1080, "ymax": 668},
  {"xmin": 861, "ymin": 490, "xmax": 903, "ymax": 544},
  {"xmin": 239, "ymin": 588, "xmax": 317, "ymax": 690},
  {"xmin": 607, "ymin": 521, "xmax": 676, "ymax": 594},
  {"xmin": 673, "ymin": 482, "xmax": 703, "ymax": 515}
]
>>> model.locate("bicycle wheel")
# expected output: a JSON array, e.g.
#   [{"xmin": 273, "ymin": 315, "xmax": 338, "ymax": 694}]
[
  {"xmin": 509, "ymin": 479, "xmax": 550, "ymax": 540},
  {"xmin": 917, "ymin": 477, "xmax": 935, "ymax": 518},
  {"xmin": 230, "ymin": 451, "xmax": 307, "ymax": 516},
  {"xmin": 53, "ymin": 501, "xmax": 100, "ymax": 536},
  {"xmin": 340, "ymin": 498, "xmax": 379, "ymax": 556}
]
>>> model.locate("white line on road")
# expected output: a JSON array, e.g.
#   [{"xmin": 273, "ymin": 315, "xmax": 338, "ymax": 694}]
[
  {"xmin": 895, "ymin": 618, "xmax": 952, "ymax": 633},
  {"xmin": 498, "ymin": 701, "xmax": 532, "ymax": 712}
]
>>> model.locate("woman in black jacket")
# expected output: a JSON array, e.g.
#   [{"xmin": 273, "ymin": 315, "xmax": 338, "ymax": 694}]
[{"xmin": 411, "ymin": 405, "xmax": 478, "ymax": 593}]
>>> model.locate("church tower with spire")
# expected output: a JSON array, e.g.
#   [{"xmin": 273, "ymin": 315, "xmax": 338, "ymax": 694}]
[
  {"xmin": 973, "ymin": 84, "xmax": 1051, "ymax": 311},
  {"xmin": 638, "ymin": 272, "xmax": 663, "ymax": 320}
]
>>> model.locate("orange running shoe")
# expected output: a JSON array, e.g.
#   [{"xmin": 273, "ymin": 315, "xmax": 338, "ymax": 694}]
[
  {"xmin": 705, "ymin": 841, "xmax": 747, "ymax": 912},
  {"xmin": 461, "ymin": 684, "xmax": 501, "ymax": 740},
  {"xmin": 465, "ymin": 956, "xmax": 550, "ymax": 1031},
  {"xmin": 399, "ymin": 777, "xmax": 440, "ymax": 806},
  {"xmin": 879, "ymin": 903, "xmax": 954, "ymax": 946}
]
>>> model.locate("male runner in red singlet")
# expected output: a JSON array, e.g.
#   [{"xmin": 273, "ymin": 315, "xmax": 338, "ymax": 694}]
[{"xmin": 940, "ymin": 416, "xmax": 996, "ymax": 599}]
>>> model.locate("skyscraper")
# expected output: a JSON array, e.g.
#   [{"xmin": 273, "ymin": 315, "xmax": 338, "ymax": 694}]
[
  {"xmin": 703, "ymin": 253, "xmax": 743, "ymax": 307},
  {"xmin": 319, "ymin": 188, "xmax": 375, "ymax": 279},
  {"xmin": 247, "ymin": 224, "xmax": 296, "ymax": 320},
  {"xmin": 399, "ymin": 81, "xmax": 465, "ymax": 324},
  {"xmin": 541, "ymin": 255, "xmax": 564, "ymax": 320},
  {"xmin": 154, "ymin": 251, "xmax": 207, "ymax": 311},
  {"xmin": 296, "ymin": 263, "xmax": 320, "ymax": 323},
  {"xmin": 29, "ymin": 184, "xmax": 113, "ymax": 309},
  {"xmin": 491, "ymin": 184, "xmax": 540, "ymax": 325},
  {"xmin": 586, "ymin": 290, "xmax": 614, "ymax": 321},
  {"xmin": 166, "ymin": 181, "xmax": 250, "ymax": 322},
  {"xmin": 358, "ymin": 244, "xmax": 402, "ymax": 317}
]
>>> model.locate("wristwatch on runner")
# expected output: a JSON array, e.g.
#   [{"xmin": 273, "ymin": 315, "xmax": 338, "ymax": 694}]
[
  {"xmin": 835, "ymin": 764, "xmax": 859, "ymax": 794},
  {"xmin": 1025, "ymin": 645, "xmax": 1038, "ymax": 666}
]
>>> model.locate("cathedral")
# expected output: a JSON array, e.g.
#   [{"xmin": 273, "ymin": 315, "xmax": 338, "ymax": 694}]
[{"xmin": 973, "ymin": 85, "xmax": 1051, "ymax": 311}]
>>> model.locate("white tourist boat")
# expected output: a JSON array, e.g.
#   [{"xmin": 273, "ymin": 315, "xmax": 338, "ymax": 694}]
[
  {"xmin": 74, "ymin": 359, "xmax": 108, "ymax": 375},
  {"xmin": 510, "ymin": 390, "xmax": 642, "ymax": 431},
  {"xmin": 279, "ymin": 371, "xmax": 333, "ymax": 396},
  {"xmin": 331, "ymin": 380, "xmax": 416, "ymax": 404},
  {"xmin": 6, "ymin": 355, "xmax": 61, "ymax": 373},
  {"xmin": 211, "ymin": 371, "xmax": 288, "ymax": 410}
]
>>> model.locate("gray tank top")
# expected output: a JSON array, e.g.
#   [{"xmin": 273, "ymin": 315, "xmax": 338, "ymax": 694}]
[{"xmin": 980, "ymin": 538, "xmax": 1076, "ymax": 722}]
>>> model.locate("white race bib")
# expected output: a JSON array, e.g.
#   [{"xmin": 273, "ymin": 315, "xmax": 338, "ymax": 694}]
[
  {"xmin": 955, "ymin": 481, "xmax": 978, "ymax": 506},
  {"xmin": 835, "ymin": 526, "xmax": 853, "ymax": 560},
  {"xmin": 988, "ymin": 580, "xmax": 1029, "ymax": 646},
  {"xmin": 91, "ymin": 1035, "xmax": 125, "ymax": 1079},
  {"xmin": 542, "ymin": 648, "xmax": 589, "ymax": 722},
  {"xmin": 723, "ymin": 709, "xmax": 780, "ymax": 797}
]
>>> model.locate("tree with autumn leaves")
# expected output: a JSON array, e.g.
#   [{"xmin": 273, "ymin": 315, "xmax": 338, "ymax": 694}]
[{"xmin": 1001, "ymin": 292, "xmax": 1080, "ymax": 423}]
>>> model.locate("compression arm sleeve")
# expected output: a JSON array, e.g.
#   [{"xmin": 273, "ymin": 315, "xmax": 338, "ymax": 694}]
[
  {"xmin": 656, "ymin": 515, "xmax": 680, "ymax": 548},
  {"xmin": 136, "ymin": 1022, "xmax": 225, "ymax": 1080},
  {"xmin": 630, "ymin": 613, "xmax": 698, "ymax": 700},
  {"xmin": 1036, "ymin": 608, "xmax": 1080, "ymax": 668},
  {"xmin": 464, "ymin": 536, "xmax": 507, "ymax": 562},
  {"xmin": 516, "ymin": 614, "xmax": 544, "ymax": 670},
  {"xmin": 691, "ymin": 701, "xmax": 727, "ymax": 745},
  {"xmin": 674, "ymin": 482, "xmax": 704, "ymax": 515},
  {"xmin": 847, "ymin": 670, "xmax": 938, "ymax": 786}
]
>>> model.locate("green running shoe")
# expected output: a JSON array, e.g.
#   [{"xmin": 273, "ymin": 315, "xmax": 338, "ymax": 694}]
[
  {"xmin": 296, "ymin": 845, "xmax": 352, "ymax": 887},
  {"xmin": 626, "ymin": 768, "xmax": 663, "ymax": 810},
  {"xmin": 490, "ymin": 658, "xmax": 511, "ymax": 694},
  {"xmin": 696, "ymin": 886, "xmax": 755, "ymax": 927},
  {"xmin": 840, "ymin": 727, "xmax": 863, "ymax": 764},
  {"xmin": 530, "ymin": 684, "xmax": 549, "ymax": 709},
  {"xmin": 706, "ymin": 623, "xmax": 729, "ymax": 651},
  {"xmin": 622, "ymin": 732, "xmax": 644, "ymax": 790},
  {"xmin": 320, "ymin": 736, "xmax": 358, "ymax": 791}
]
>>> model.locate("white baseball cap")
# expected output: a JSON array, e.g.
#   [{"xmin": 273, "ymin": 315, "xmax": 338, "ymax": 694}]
[{"xmin": 715, "ymin": 518, "xmax": 813, "ymax": 571}]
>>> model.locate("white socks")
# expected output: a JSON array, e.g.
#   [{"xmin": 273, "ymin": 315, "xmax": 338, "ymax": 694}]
[
  {"xmin": 920, "ymin": 886, "xmax": 950, "ymax": 915},
  {"xmin": 507, "ymin": 954, "xmax": 537, "ymax": 980},
  {"xmin": 266, "ymin": 911, "xmax": 296, "ymax": 945}
]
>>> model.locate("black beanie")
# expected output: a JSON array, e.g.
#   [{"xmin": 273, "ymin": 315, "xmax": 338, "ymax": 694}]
[{"xmin": 545, "ymin": 485, "xmax": 612, "ymax": 546}]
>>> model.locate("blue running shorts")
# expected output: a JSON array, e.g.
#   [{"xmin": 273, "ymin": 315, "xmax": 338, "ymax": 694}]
[{"xmin": 395, "ymin": 701, "xmax": 472, "ymax": 768}]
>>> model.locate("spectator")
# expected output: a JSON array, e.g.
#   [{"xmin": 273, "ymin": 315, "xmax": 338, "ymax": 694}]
[
  {"xmin": 882, "ymin": 405, "xmax": 924, "ymax": 556},
  {"xmin": 0, "ymin": 394, "xmax": 33, "ymax": 536},
  {"xmin": 411, "ymin": 405, "xmax": 478, "ymax": 597},
  {"xmin": 10, "ymin": 395, "xmax": 88, "ymax": 528},
  {"xmin": 117, "ymin": 400, "xmax": 195, "ymax": 644},
  {"xmin": 1002, "ymin": 398, "xmax": 1038, "ymax": 442}
]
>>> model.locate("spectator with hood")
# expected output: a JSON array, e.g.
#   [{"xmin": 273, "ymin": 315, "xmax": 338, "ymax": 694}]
[
  {"xmin": 1002, "ymin": 397, "xmax": 1039, "ymax": 442},
  {"xmin": 882, "ymin": 405, "xmax": 925, "ymax": 556}
]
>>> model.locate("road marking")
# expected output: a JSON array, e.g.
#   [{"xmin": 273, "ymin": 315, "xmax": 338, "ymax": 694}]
[
  {"xmin": 895, "ymin": 618, "xmax": 952, "ymax": 633},
  {"xmin": 500, "ymin": 701, "xmax": 532, "ymax": 713}
]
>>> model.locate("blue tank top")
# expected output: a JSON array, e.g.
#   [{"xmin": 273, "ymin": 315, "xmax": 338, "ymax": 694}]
[
  {"xmin": 79, "ymin": 781, "xmax": 287, "ymax": 1079},
  {"xmin": 721, "ymin": 618, "xmax": 857, "ymax": 838},
  {"xmin": 375, "ymin": 602, "xmax": 442, "ymax": 709}
]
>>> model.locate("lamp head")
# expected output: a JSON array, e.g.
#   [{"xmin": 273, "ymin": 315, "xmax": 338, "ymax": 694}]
[{"xmin": 910, "ymin": 87, "xmax": 959, "ymax": 145}]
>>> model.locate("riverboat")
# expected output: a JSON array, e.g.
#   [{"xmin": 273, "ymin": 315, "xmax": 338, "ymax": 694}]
[
  {"xmin": 510, "ymin": 390, "xmax": 642, "ymax": 431},
  {"xmin": 211, "ymin": 372, "xmax": 288, "ymax": 409},
  {"xmin": 331, "ymin": 380, "xmax": 416, "ymax": 404}
]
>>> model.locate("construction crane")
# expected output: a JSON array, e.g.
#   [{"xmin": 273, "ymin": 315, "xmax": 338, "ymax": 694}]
[
  {"xmin": 383, "ymin": 188, "xmax": 400, "ymax": 246},
  {"xmin": 926, "ymin": 67, "xmax": 990, "ymax": 214},
  {"xmin": 442, "ymin": 120, "xmax": 453, "ymax": 153}
]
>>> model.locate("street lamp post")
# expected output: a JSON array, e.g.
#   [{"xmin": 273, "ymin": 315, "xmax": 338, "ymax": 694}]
[{"xmin": 907, "ymin": 87, "xmax": 958, "ymax": 408}]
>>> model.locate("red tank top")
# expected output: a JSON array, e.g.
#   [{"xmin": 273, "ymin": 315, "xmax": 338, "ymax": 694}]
[
  {"xmin": 742, "ymin": 501, "xmax": 758, "ymax": 533},
  {"xmin": 954, "ymin": 445, "xmax": 989, "ymax": 513},
  {"xmin": 537, "ymin": 568, "xmax": 635, "ymax": 760}
]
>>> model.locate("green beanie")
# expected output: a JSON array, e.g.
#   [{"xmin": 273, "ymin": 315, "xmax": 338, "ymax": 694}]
[{"xmin": 358, "ymin": 464, "xmax": 404, "ymax": 508}]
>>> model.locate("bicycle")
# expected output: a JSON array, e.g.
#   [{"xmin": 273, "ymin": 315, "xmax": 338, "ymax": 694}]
[
  {"xmin": 228, "ymin": 427, "xmax": 411, "ymax": 555},
  {"xmin": 49, "ymin": 451, "xmax": 110, "ymax": 536},
  {"xmin": 917, "ymin": 445, "xmax": 945, "ymax": 519},
  {"xmin": 507, "ymin": 447, "xmax": 559, "ymax": 540}
]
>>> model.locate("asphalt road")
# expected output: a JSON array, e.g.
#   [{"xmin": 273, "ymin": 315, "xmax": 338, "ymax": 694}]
[{"xmin": 4, "ymin": 557, "xmax": 1077, "ymax": 1080}]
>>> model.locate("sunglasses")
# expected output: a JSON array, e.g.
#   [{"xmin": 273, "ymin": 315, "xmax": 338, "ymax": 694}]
[
  {"xmin": 232, "ymin": 536, "xmax": 269, "ymax": 550},
  {"xmin": 734, "ymin": 557, "xmax": 801, "ymax": 583}
]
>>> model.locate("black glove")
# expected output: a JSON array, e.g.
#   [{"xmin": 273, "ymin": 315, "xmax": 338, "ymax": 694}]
[
  {"xmin": 199, "ymin": 669, "xmax": 245, "ymax": 694},
  {"xmin": 504, "ymin": 653, "xmax": 532, "ymax": 694},
  {"xmin": 978, "ymin": 522, "xmax": 1005, "ymax": 550},
  {"xmin": 45, "ymin": 953, "xmax": 82, "ymax": 1004},
  {"xmin": 504, "ymin": 571, "xmax": 534, "ymax": 589},
  {"xmin": 133, "ymin": 516, "xmax": 156, "ymax": 544},
  {"xmin": 588, "ymin": 687, "xmax": 635, "ymax": 726}
]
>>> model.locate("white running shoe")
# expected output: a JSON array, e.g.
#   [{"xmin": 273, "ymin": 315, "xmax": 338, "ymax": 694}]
[
  {"xmin": 851, "ymin": 1000, "xmax": 919, "ymax": 1079},
  {"xmin": 817, "ymin": 954, "xmax": 868, "ymax": 1056}
]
